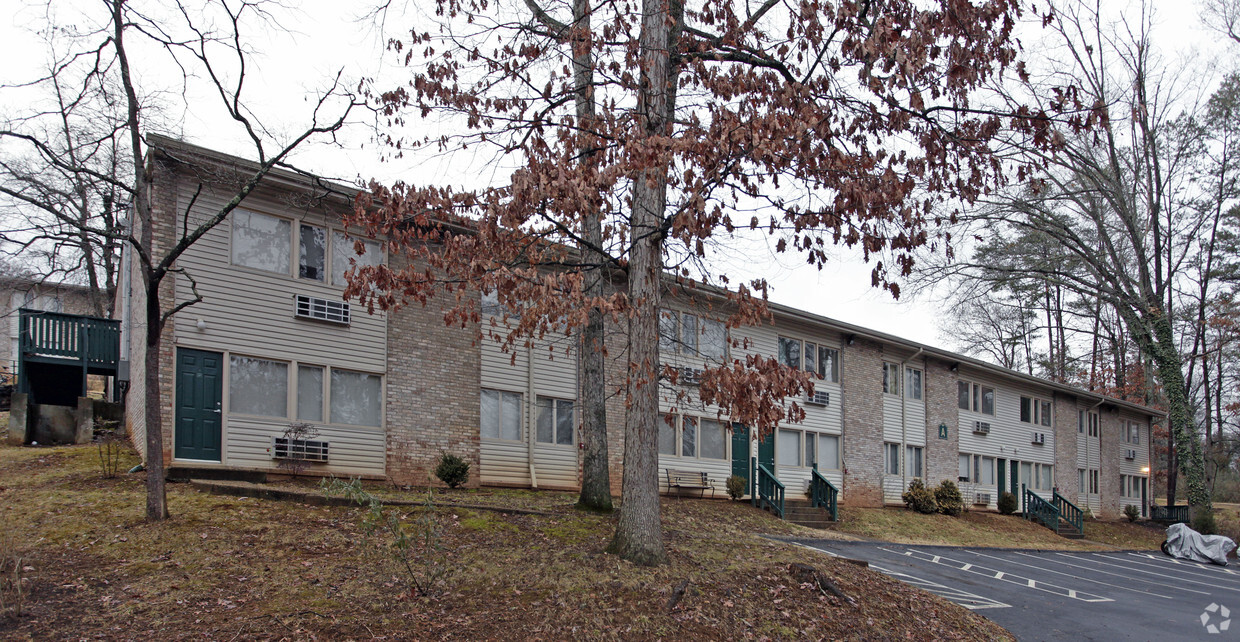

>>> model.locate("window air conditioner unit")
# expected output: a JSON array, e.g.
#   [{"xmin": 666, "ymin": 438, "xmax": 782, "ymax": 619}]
[
  {"xmin": 295, "ymin": 294, "xmax": 351, "ymax": 325},
  {"xmin": 1124, "ymin": 449, "xmax": 1137, "ymax": 460},
  {"xmin": 271, "ymin": 437, "xmax": 330, "ymax": 462},
  {"xmin": 1032, "ymin": 432, "xmax": 1046, "ymax": 445},
  {"xmin": 806, "ymin": 390, "xmax": 830, "ymax": 406},
  {"xmin": 974, "ymin": 493, "xmax": 991, "ymax": 505},
  {"xmin": 679, "ymin": 367, "xmax": 704, "ymax": 386},
  {"xmin": 973, "ymin": 421, "xmax": 991, "ymax": 435}
]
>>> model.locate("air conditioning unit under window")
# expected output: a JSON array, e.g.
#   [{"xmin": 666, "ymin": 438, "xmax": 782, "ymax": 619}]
[
  {"xmin": 973, "ymin": 421, "xmax": 991, "ymax": 435},
  {"xmin": 1124, "ymin": 449, "xmax": 1137, "ymax": 460},
  {"xmin": 1032, "ymin": 432, "xmax": 1046, "ymax": 445},
  {"xmin": 806, "ymin": 390, "xmax": 830, "ymax": 406},
  {"xmin": 271, "ymin": 436, "xmax": 330, "ymax": 462},
  {"xmin": 679, "ymin": 367, "xmax": 704, "ymax": 386},
  {"xmin": 295, "ymin": 294, "xmax": 350, "ymax": 325},
  {"xmin": 974, "ymin": 493, "xmax": 991, "ymax": 505}
]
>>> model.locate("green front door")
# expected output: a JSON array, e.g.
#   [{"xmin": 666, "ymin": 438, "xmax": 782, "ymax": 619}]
[
  {"xmin": 175, "ymin": 348, "xmax": 223, "ymax": 461},
  {"xmin": 731, "ymin": 424, "xmax": 751, "ymax": 482},
  {"xmin": 998, "ymin": 459, "xmax": 1007, "ymax": 495},
  {"xmin": 758, "ymin": 430, "xmax": 774, "ymax": 470}
]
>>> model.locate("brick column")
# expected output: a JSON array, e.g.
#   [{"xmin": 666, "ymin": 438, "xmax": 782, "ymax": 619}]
[
  {"xmin": 1053, "ymin": 394, "xmax": 1079, "ymax": 498},
  {"xmin": 841, "ymin": 337, "xmax": 884, "ymax": 507},
  {"xmin": 923, "ymin": 358, "xmax": 959, "ymax": 487},
  {"xmin": 1099, "ymin": 407, "xmax": 1122, "ymax": 518}
]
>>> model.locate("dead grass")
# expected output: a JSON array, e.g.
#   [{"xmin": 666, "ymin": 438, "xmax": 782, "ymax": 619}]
[
  {"xmin": 0, "ymin": 444, "xmax": 1012, "ymax": 640},
  {"xmin": 827, "ymin": 506, "xmax": 1165, "ymax": 551}
]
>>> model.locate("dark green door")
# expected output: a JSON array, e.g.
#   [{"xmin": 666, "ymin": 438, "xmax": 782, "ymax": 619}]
[
  {"xmin": 175, "ymin": 348, "xmax": 223, "ymax": 461},
  {"xmin": 731, "ymin": 424, "xmax": 751, "ymax": 481},
  {"xmin": 1010, "ymin": 460, "xmax": 1020, "ymax": 495},
  {"xmin": 758, "ymin": 431, "xmax": 774, "ymax": 470},
  {"xmin": 998, "ymin": 459, "xmax": 1007, "ymax": 495}
]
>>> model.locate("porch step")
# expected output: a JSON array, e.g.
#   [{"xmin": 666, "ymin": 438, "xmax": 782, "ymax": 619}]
[
  {"xmin": 780, "ymin": 499, "xmax": 836, "ymax": 529},
  {"xmin": 1057, "ymin": 518, "xmax": 1084, "ymax": 539}
]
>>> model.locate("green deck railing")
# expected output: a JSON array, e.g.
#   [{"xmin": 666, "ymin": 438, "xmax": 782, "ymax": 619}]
[
  {"xmin": 1150, "ymin": 504, "xmax": 1191, "ymax": 524},
  {"xmin": 753, "ymin": 463, "xmax": 785, "ymax": 519},
  {"xmin": 19, "ymin": 309, "xmax": 120, "ymax": 369},
  {"xmin": 1022, "ymin": 485, "xmax": 1061, "ymax": 532},
  {"xmin": 1052, "ymin": 491, "xmax": 1083, "ymax": 535},
  {"xmin": 810, "ymin": 464, "xmax": 839, "ymax": 522}
]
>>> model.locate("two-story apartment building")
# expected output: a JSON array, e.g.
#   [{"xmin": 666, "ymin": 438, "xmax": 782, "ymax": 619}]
[{"xmin": 121, "ymin": 136, "xmax": 1159, "ymax": 519}]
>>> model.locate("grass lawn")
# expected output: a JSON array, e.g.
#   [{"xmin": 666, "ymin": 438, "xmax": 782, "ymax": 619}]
[
  {"xmin": 826, "ymin": 506, "xmax": 1167, "ymax": 551},
  {"xmin": 0, "ymin": 444, "xmax": 1011, "ymax": 640}
]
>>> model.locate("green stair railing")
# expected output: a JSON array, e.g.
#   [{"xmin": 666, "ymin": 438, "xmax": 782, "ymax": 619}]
[
  {"xmin": 1052, "ymin": 491, "xmax": 1084, "ymax": 534},
  {"xmin": 754, "ymin": 463, "xmax": 785, "ymax": 519},
  {"xmin": 1022, "ymin": 485, "xmax": 1061, "ymax": 532},
  {"xmin": 810, "ymin": 464, "xmax": 839, "ymax": 521}
]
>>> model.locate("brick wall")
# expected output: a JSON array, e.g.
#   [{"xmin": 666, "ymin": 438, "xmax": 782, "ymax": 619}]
[
  {"xmin": 384, "ymin": 257, "xmax": 482, "ymax": 487},
  {"xmin": 842, "ymin": 337, "xmax": 884, "ymax": 507},
  {"xmin": 601, "ymin": 314, "xmax": 631, "ymax": 496},
  {"xmin": 1099, "ymin": 408, "xmax": 1122, "ymax": 518},
  {"xmin": 923, "ymin": 357, "xmax": 959, "ymax": 487},
  {"xmin": 1053, "ymin": 395, "xmax": 1079, "ymax": 497}
]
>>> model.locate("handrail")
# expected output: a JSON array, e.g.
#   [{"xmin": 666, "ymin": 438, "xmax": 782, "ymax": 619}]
[
  {"xmin": 1052, "ymin": 490, "xmax": 1084, "ymax": 534},
  {"xmin": 1150, "ymin": 504, "xmax": 1191, "ymax": 524},
  {"xmin": 755, "ymin": 463, "xmax": 785, "ymax": 519},
  {"xmin": 810, "ymin": 464, "xmax": 839, "ymax": 522},
  {"xmin": 18, "ymin": 309, "xmax": 120, "ymax": 368},
  {"xmin": 1022, "ymin": 485, "xmax": 1061, "ymax": 532}
]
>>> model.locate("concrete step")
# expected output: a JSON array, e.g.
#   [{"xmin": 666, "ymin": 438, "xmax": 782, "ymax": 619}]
[{"xmin": 789, "ymin": 520, "xmax": 834, "ymax": 530}]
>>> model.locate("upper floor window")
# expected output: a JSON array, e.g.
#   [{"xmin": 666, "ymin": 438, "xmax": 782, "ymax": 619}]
[
  {"xmin": 299, "ymin": 224, "xmax": 326, "ymax": 281},
  {"xmin": 882, "ymin": 362, "xmax": 900, "ymax": 395},
  {"xmin": 232, "ymin": 209, "xmax": 290, "ymax": 274},
  {"xmin": 958, "ymin": 381, "xmax": 995, "ymax": 415},
  {"xmin": 905, "ymin": 367, "xmax": 923, "ymax": 400},
  {"xmin": 331, "ymin": 231, "xmax": 382, "ymax": 286},
  {"xmin": 1020, "ymin": 396, "xmax": 1052, "ymax": 427},
  {"xmin": 536, "ymin": 397, "xmax": 575, "ymax": 445},
  {"xmin": 778, "ymin": 337, "xmax": 839, "ymax": 383},
  {"xmin": 659, "ymin": 310, "xmax": 726, "ymax": 360},
  {"xmin": 1123, "ymin": 421, "xmax": 1141, "ymax": 445}
]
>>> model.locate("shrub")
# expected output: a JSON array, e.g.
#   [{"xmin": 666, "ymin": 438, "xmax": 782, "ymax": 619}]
[
  {"xmin": 435, "ymin": 453, "xmax": 470, "ymax": 489},
  {"xmin": 935, "ymin": 480, "xmax": 964, "ymax": 516},
  {"xmin": 725, "ymin": 475, "xmax": 747, "ymax": 500},
  {"xmin": 1123, "ymin": 504, "xmax": 1140, "ymax": 522},
  {"xmin": 997, "ymin": 491, "xmax": 1018, "ymax": 515},
  {"xmin": 277, "ymin": 422, "xmax": 320, "ymax": 475},
  {"xmin": 94, "ymin": 419, "xmax": 124, "ymax": 479},
  {"xmin": 1192, "ymin": 508, "xmax": 1218, "ymax": 535},
  {"xmin": 902, "ymin": 479, "xmax": 938, "ymax": 514}
]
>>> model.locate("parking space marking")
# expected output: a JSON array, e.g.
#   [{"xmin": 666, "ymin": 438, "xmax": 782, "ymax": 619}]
[
  {"xmin": 1053, "ymin": 552, "xmax": 1240, "ymax": 594},
  {"xmin": 868, "ymin": 563, "xmax": 1011, "ymax": 611},
  {"xmin": 963, "ymin": 550, "xmax": 1175, "ymax": 599},
  {"xmin": 879, "ymin": 547, "xmax": 1113, "ymax": 603},
  {"xmin": 1122, "ymin": 552, "xmax": 1240, "ymax": 582},
  {"xmin": 1014, "ymin": 551, "xmax": 1210, "ymax": 596}
]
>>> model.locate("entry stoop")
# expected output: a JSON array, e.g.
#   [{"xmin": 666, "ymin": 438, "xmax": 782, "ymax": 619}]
[
  {"xmin": 782, "ymin": 499, "xmax": 836, "ymax": 529},
  {"xmin": 1057, "ymin": 517, "xmax": 1084, "ymax": 539}
]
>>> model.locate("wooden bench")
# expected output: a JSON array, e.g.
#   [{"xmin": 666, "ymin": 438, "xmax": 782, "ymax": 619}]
[{"xmin": 665, "ymin": 469, "xmax": 714, "ymax": 498}]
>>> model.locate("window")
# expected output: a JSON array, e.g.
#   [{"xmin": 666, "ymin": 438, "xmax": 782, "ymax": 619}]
[
  {"xmin": 1119, "ymin": 474, "xmax": 1143, "ymax": 498},
  {"xmin": 1041, "ymin": 464, "xmax": 1053, "ymax": 491},
  {"xmin": 481, "ymin": 389, "xmax": 522, "ymax": 440},
  {"xmin": 331, "ymin": 231, "xmax": 382, "ymax": 286},
  {"xmin": 1088, "ymin": 412, "xmax": 1099, "ymax": 437},
  {"xmin": 233, "ymin": 209, "xmax": 290, "ymax": 274},
  {"xmin": 1079, "ymin": 468, "xmax": 1086, "ymax": 494},
  {"xmin": 905, "ymin": 367, "xmax": 923, "ymax": 401},
  {"xmin": 885, "ymin": 443, "xmax": 900, "ymax": 475},
  {"xmin": 906, "ymin": 445, "xmax": 923, "ymax": 478},
  {"xmin": 882, "ymin": 363, "xmax": 900, "ymax": 395},
  {"xmin": 959, "ymin": 453, "xmax": 971, "ymax": 481},
  {"xmin": 958, "ymin": 381, "xmax": 995, "ymax": 415},
  {"xmin": 536, "ymin": 397, "xmax": 574, "ymax": 445},
  {"xmin": 679, "ymin": 313, "xmax": 699, "ymax": 356},
  {"xmin": 658, "ymin": 413, "xmax": 727, "ymax": 459},
  {"xmin": 778, "ymin": 337, "xmax": 839, "ymax": 382},
  {"xmin": 1017, "ymin": 461, "xmax": 1054, "ymax": 491},
  {"xmin": 1020, "ymin": 396, "xmax": 1052, "ymax": 427},
  {"xmin": 979, "ymin": 456, "xmax": 995, "ymax": 485},
  {"xmin": 659, "ymin": 310, "xmax": 678, "ymax": 353},
  {"xmin": 1124, "ymin": 421, "xmax": 1141, "ymax": 445},
  {"xmin": 700, "ymin": 318, "xmax": 727, "ymax": 360},
  {"xmin": 330, "ymin": 369, "xmax": 382, "ymax": 427},
  {"xmin": 229, "ymin": 356, "xmax": 288, "ymax": 417},
  {"xmin": 660, "ymin": 310, "xmax": 726, "ymax": 359},
  {"xmin": 1089, "ymin": 469, "xmax": 1099, "ymax": 494},
  {"xmin": 299, "ymin": 224, "xmax": 326, "ymax": 281},
  {"xmin": 778, "ymin": 429, "xmax": 802, "ymax": 467},
  {"xmin": 297, "ymin": 365, "xmax": 324, "ymax": 422},
  {"xmin": 816, "ymin": 434, "xmax": 840, "ymax": 470},
  {"xmin": 1078, "ymin": 410, "xmax": 1085, "ymax": 434}
]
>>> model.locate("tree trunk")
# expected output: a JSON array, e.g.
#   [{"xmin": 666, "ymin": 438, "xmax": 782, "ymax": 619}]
[
  {"xmin": 1147, "ymin": 311, "xmax": 1210, "ymax": 510},
  {"xmin": 573, "ymin": 0, "xmax": 613, "ymax": 514},
  {"xmin": 607, "ymin": 0, "xmax": 676, "ymax": 566},
  {"xmin": 144, "ymin": 281, "xmax": 169, "ymax": 520}
]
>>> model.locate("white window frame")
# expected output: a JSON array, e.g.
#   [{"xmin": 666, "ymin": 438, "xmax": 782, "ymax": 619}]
[
  {"xmin": 884, "ymin": 442, "xmax": 900, "ymax": 475},
  {"xmin": 298, "ymin": 223, "xmax": 327, "ymax": 282},
  {"xmin": 905, "ymin": 367, "xmax": 923, "ymax": 401},
  {"xmin": 228, "ymin": 355, "xmax": 290, "ymax": 418},
  {"xmin": 658, "ymin": 413, "xmax": 728, "ymax": 461},
  {"xmin": 661, "ymin": 310, "xmax": 727, "ymax": 360},
  {"xmin": 231, "ymin": 208, "xmax": 292, "ymax": 275},
  {"xmin": 328, "ymin": 368, "xmax": 384, "ymax": 427},
  {"xmin": 536, "ymin": 396, "xmax": 576, "ymax": 446},
  {"xmin": 958, "ymin": 380, "xmax": 995, "ymax": 415},
  {"xmin": 813, "ymin": 433, "xmax": 841, "ymax": 471},
  {"xmin": 882, "ymin": 363, "xmax": 900, "ymax": 395},
  {"xmin": 481, "ymin": 389, "xmax": 523, "ymax": 441},
  {"xmin": 779, "ymin": 337, "xmax": 840, "ymax": 383},
  {"xmin": 905, "ymin": 445, "xmax": 924, "ymax": 478},
  {"xmin": 1020, "ymin": 395, "xmax": 1053, "ymax": 427}
]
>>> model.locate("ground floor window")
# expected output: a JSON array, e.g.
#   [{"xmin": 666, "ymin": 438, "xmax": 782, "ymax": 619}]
[
  {"xmin": 885, "ymin": 442, "xmax": 900, "ymax": 475},
  {"xmin": 230, "ymin": 355, "xmax": 288, "ymax": 417},
  {"xmin": 813, "ymin": 433, "xmax": 840, "ymax": 470},
  {"xmin": 906, "ymin": 445, "xmax": 923, "ymax": 478},
  {"xmin": 536, "ymin": 397, "xmax": 575, "ymax": 445},
  {"xmin": 1089, "ymin": 469, "xmax": 1099, "ymax": 494},
  {"xmin": 658, "ymin": 413, "xmax": 727, "ymax": 460},
  {"xmin": 330, "ymin": 369, "xmax": 382, "ymax": 427},
  {"xmin": 481, "ymin": 389, "xmax": 522, "ymax": 441},
  {"xmin": 1018, "ymin": 461, "xmax": 1053, "ymax": 491},
  {"xmin": 1119, "ymin": 474, "xmax": 1144, "ymax": 498}
]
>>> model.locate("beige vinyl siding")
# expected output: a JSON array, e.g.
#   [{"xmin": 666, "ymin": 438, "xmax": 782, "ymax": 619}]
[
  {"xmin": 171, "ymin": 189, "xmax": 386, "ymax": 374},
  {"xmin": 1117, "ymin": 411, "xmax": 1150, "ymax": 512},
  {"xmin": 957, "ymin": 369, "xmax": 1056, "ymax": 502},
  {"xmin": 1076, "ymin": 405, "xmax": 1102, "ymax": 513},
  {"xmin": 880, "ymin": 355, "xmax": 927, "ymax": 504},
  {"xmin": 478, "ymin": 324, "xmax": 579, "ymax": 488},
  {"xmin": 224, "ymin": 417, "xmax": 385, "ymax": 476}
]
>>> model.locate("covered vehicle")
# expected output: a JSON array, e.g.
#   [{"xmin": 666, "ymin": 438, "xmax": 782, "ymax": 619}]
[{"xmin": 1162, "ymin": 522, "xmax": 1237, "ymax": 566}]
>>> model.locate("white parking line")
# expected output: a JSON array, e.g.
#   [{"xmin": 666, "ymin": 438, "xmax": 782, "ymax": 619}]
[
  {"xmin": 869, "ymin": 563, "xmax": 1011, "ymax": 611},
  {"xmin": 880, "ymin": 547, "xmax": 1113, "ymax": 603},
  {"xmin": 963, "ymin": 550, "xmax": 1176, "ymax": 599},
  {"xmin": 1054, "ymin": 552, "xmax": 1240, "ymax": 594},
  {"xmin": 1014, "ymin": 552, "xmax": 1211, "ymax": 595},
  {"xmin": 1121, "ymin": 553, "xmax": 1240, "ymax": 582}
]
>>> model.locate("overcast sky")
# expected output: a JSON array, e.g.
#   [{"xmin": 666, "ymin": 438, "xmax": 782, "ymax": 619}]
[{"xmin": 0, "ymin": 0, "xmax": 1227, "ymax": 352}]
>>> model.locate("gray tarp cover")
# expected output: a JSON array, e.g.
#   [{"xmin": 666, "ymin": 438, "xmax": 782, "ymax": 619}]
[{"xmin": 1163, "ymin": 523, "xmax": 1237, "ymax": 566}]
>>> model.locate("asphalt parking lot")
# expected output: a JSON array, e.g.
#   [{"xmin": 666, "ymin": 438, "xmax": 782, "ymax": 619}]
[{"xmin": 796, "ymin": 539, "xmax": 1240, "ymax": 641}]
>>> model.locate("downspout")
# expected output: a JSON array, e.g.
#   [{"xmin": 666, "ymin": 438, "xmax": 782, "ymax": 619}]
[
  {"xmin": 527, "ymin": 343, "xmax": 538, "ymax": 488},
  {"xmin": 901, "ymin": 347, "xmax": 925, "ymax": 492}
]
